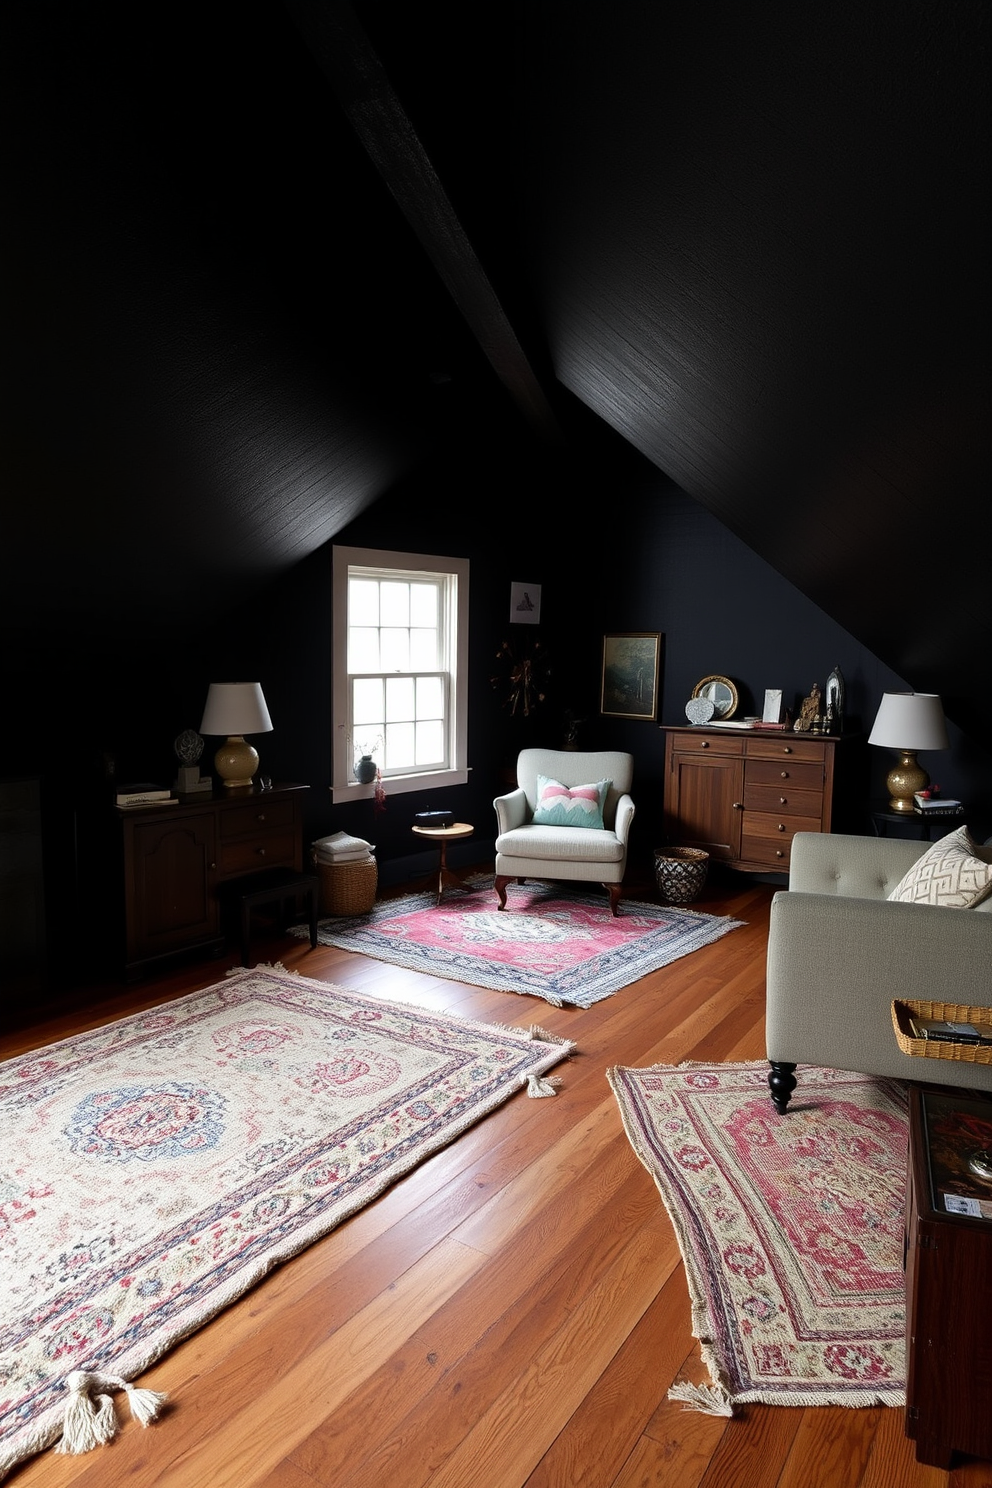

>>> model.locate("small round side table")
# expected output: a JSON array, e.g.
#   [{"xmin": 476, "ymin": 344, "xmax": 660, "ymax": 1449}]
[{"xmin": 411, "ymin": 821, "xmax": 475, "ymax": 904}]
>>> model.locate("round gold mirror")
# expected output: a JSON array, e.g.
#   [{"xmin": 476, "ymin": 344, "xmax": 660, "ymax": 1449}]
[{"xmin": 691, "ymin": 674, "xmax": 739, "ymax": 719}]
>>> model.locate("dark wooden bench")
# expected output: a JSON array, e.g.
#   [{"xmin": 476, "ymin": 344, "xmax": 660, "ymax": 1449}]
[{"xmin": 222, "ymin": 867, "xmax": 319, "ymax": 966}]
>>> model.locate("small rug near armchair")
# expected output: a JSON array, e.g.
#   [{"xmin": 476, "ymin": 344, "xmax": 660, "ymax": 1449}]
[
  {"xmin": 608, "ymin": 1061, "xmax": 908, "ymax": 1412},
  {"xmin": 296, "ymin": 879, "xmax": 743, "ymax": 1008}
]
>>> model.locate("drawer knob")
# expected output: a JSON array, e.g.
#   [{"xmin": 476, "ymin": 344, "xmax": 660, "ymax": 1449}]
[
  {"xmin": 776, "ymin": 849, "xmax": 784, "ymax": 858},
  {"xmin": 257, "ymin": 847, "xmax": 267, "ymax": 857},
  {"xmin": 777, "ymin": 822, "xmax": 786, "ymax": 832},
  {"xmin": 780, "ymin": 770, "xmax": 790, "ymax": 779},
  {"xmin": 700, "ymin": 741, "xmax": 709, "ymax": 749},
  {"xmin": 257, "ymin": 812, "xmax": 266, "ymax": 822},
  {"xmin": 779, "ymin": 796, "xmax": 787, "ymax": 804},
  {"xmin": 209, "ymin": 861, "xmax": 217, "ymax": 871},
  {"xmin": 783, "ymin": 746, "xmax": 792, "ymax": 754},
  {"xmin": 733, "ymin": 801, "xmax": 744, "ymax": 810}
]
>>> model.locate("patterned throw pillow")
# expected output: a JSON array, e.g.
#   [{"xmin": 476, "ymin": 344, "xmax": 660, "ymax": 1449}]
[
  {"xmin": 888, "ymin": 826, "xmax": 992, "ymax": 908},
  {"xmin": 532, "ymin": 776, "xmax": 611, "ymax": 830}
]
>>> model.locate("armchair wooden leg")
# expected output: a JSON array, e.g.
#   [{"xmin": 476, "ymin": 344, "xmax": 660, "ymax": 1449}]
[
  {"xmin": 495, "ymin": 875, "xmax": 510, "ymax": 911},
  {"xmin": 605, "ymin": 883, "xmax": 622, "ymax": 917},
  {"xmin": 768, "ymin": 1061, "xmax": 797, "ymax": 1115}
]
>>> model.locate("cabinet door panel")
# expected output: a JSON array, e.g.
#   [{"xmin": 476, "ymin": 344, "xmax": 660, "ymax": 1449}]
[
  {"xmin": 129, "ymin": 816, "xmax": 218, "ymax": 959},
  {"xmin": 668, "ymin": 754, "xmax": 743, "ymax": 860}
]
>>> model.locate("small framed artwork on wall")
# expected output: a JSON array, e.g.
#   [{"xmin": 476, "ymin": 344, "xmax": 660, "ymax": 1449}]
[
  {"xmin": 601, "ymin": 633, "xmax": 662, "ymax": 720},
  {"xmin": 509, "ymin": 582, "xmax": 541, "ymax": 624}
]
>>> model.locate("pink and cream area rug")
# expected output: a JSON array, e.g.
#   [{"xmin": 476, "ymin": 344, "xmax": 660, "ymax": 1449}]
[
  {"xmin": 608, "ymin": 1061, "xmax": 909, "ymax": 1413},
  {"xmin": 0, "ymin": 965, "xmax": 574, "ymax": 1481},
  {"xmin": 297, "ymin": 879, "xmax": 743, "ymax": 1007}
]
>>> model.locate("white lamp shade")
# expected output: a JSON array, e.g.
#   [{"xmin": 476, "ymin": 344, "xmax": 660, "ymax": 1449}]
[
  {"xmin": 868, "ymin": 692, "xmax": 949, "ymax": 751},
  {"xmin": 200, "ymin": 682, "xmax": 273, "ymax": 737}
]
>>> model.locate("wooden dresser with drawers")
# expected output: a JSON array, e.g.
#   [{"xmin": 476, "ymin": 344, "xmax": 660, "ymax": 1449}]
[{"xmin": 662, "ymin": 726, "xmax": 860, "ymax": 874}]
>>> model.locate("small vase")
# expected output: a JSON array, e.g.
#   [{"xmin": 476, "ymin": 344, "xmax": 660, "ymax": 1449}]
[{"xmin": 354, "ymin": 755, "xmax": 377, "ymax": 784}]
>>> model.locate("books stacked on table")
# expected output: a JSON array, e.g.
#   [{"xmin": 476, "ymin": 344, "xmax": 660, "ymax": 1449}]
[
  {"xmin": 116, "ymin": 785, "xmax": 178, "ymax": 808},
  {"xmin": 908, "ymin": 1016, "xmax": 992, "ymax": 1047},
  {"xmin": 913, "ymin": 794, "xmax": 963, "ymax": 816}
]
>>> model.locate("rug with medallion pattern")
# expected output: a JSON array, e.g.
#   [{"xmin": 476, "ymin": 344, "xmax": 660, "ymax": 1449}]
[
  {"xmin": 297, "ymin": 878, "xmax": 743, "ymax": 1007},
  {"xmin": 0, "ymin": 965, "xmax": 574, "ymax": 1481},
  {"xmin": 608, "ymin": 1061, "xmax": 908, "ymax": 1412}
]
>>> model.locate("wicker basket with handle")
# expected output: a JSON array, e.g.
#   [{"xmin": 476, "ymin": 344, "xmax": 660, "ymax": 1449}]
[
  {"xmin": 313, "ymin": 854, "xmax": 378, "ymax": 916},
  {"xmin": 891, "ymin": 999, "xmax": 992, "ymax": 1065}
]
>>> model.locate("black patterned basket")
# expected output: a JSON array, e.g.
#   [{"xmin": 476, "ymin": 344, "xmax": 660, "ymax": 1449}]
[{"xmin": 654, "ymin": 846, "xmax": 709, "ymax": 906}]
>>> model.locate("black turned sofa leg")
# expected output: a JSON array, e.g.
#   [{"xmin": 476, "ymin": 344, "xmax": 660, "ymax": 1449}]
[{"xmin": 768, "ymin": 1061, "xmax": 797, "ymax": 1115}]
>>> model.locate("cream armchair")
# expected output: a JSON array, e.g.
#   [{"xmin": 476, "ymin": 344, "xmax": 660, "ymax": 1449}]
[
  {"xmin": 766, "ymin": 831, "xmax": 992, "ymax": 1113},
  {"xmin": 493, "ymin": 748, "xmax": 635, "ymax": 915}
]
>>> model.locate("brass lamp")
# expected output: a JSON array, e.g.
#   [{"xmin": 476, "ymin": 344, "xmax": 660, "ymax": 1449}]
[
  {"xmin": 868, "ymin": 692, "xmax": 949, "ymax": 813},
  {"xmin": 199, "ymin": 682, "xmax": 273, "ymax": 790}
]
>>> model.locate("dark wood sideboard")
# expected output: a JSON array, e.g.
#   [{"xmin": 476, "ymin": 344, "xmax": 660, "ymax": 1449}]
[
  {"xmin": 117, "ymin": 783, "xmax": 308, "ymax": 978},
  {"xmin": 905, "ymin": 1084, "xmax": 992, "ymax": 1469},
  {"xmin": 661, "ymin": 726, "xmax": 861, "ymax": 874}
]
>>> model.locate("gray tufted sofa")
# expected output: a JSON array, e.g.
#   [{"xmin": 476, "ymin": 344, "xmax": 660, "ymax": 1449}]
[{"xmin": 765, "ymin": 831, "xmax": 992, "ymax": 1112}]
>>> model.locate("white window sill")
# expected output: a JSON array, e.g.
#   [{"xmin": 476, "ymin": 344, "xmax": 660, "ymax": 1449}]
[{"xmin": 330, "ymin": 767, "xmax": 469, "ymax": 804}]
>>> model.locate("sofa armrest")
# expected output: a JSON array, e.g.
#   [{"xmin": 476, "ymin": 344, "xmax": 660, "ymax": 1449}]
[
  {"xmin": 494, "ymin": 787, "xmax": 528, "ymax": 835},
  {"xmin": 766, "ymin": 889, "xmax": 992, "ymax": 1086},
  {"xmin": 614, "ymin": 793, "xmax": 635, "ymax": 847},
  {"xmin": 788, "ymin": 831, "xmax": 930, "ymax": 899}
]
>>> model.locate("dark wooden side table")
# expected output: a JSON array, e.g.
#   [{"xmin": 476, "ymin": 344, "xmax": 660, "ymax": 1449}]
[
  {"xmin": 904, "ymin": 1083, "xmax": 992, "ymax": 1469},
  {"xmin": 871, "ymin": 805, "xmax": 965, "ymax": 840}
]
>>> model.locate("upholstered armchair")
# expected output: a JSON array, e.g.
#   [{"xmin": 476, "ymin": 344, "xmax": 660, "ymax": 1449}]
[
  {"xmin": 493, "ymin": 748, "xmax": 635, "ymax": 915},
  {"xmin": 766, "ymin": 830, "xmax": 992, "ymax": 1113}
]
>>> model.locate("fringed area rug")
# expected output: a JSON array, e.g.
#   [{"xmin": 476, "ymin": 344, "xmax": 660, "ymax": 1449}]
[
  {"xmin": 295, "ymin": 878, "xmax": 743, "ymax": 1008},
  {"xmin": 0, "ymin": 965, "xmax": 574, "ymax": 1481},
  {"xmin": 608, "ymin": 1061, "xmax": 909, "ymax": 1413}
]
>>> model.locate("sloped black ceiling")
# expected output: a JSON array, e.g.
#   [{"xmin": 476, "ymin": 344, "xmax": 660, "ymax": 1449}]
[
  {"xmin": 351, "ymin": 0, "xmax": 991, "ymax": 734},
  {"xmin": 4, "ymin": 1, "xmax": 990, "ymax": 735}
]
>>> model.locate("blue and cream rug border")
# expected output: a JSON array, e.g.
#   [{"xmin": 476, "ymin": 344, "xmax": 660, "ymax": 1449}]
[{"xmin": 294, "ymin": 878, "xmax": 743, "ymax": 1008}]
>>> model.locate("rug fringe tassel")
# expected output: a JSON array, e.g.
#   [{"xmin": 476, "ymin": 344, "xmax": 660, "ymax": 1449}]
[
  {"xmin": 522, "ymin": 1072, "xmax": 563, "ymax": 1098},
  {"xmin": 226, "ymin": 960, "xmax": 291, "ymax": 978},
  {"xmin": 667, "ymin": 1379, "xmax": 735, "ymax": 1417},
  {"xmin": 56, "ymin": 1370, "xmax": 168, "ymax": 1455},
  {"xmin": 526, "ymin": 1024, "xmax": 576, "ymax": 1050}
]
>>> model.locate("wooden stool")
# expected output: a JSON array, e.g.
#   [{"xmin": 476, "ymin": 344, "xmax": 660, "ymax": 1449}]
[{"xmin": 224, "ymin": 867, "xmax": 319, "ymax": 965}]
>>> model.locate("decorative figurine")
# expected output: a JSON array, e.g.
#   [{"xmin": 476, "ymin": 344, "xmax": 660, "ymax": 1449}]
[
  {"xmin": 794, "ymin": 683, "xmax": 821, "ymax": 733},
  {"xmin": 173, "ymin": 728, "xmax": 211, "ymax": 794},
  {"xmin": 825, "ymin": 664, "xmax": 845, "ymax": 733}
]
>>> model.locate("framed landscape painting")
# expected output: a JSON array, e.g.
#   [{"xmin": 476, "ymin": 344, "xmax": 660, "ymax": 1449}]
[{"xmin": 601, "ymin": 633, "xmax": 662, "ymax": 720}]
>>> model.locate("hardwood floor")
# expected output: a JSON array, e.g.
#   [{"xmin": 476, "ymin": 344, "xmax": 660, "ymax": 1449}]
[{"xmin": 4, "ymin": 871, "xmax": 990, "ymax": 1488}]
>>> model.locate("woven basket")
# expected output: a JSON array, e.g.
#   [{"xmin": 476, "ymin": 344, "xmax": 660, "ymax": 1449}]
[
  {"xmin": 891, "ymin": 999, "xmax": 992, "ymax": 1065},
  {"xmin": 654, "ymin": 846, "xmax": 709, "ymax": 906},
  {"xmin": 314, "ymin": 855, "xmax": 378, "ymax": 916}
]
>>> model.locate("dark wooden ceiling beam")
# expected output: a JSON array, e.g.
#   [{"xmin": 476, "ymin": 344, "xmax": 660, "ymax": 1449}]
[{"xmin": 286, "ymin": 0, "xmax": 564, "ymax": 447}]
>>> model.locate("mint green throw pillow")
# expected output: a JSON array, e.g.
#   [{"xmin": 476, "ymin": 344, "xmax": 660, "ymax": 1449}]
[{"xmin": 532, "ymin": 776, "xmax": 610, "ymax": 830}]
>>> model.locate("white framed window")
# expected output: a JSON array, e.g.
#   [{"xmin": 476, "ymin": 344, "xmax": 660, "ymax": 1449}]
[{"xmin": 331, "ymin": 546, "xmax": 469, "ymax": 801}]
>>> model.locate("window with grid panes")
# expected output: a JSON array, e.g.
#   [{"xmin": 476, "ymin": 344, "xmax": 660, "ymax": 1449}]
[{"xmin": 331, "ymin": 547, "xmax": 469, "ymax": 800}]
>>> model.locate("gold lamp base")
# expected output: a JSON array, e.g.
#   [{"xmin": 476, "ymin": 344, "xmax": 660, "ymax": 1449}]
[
  {"xmin": 886, "ymin": 749, "xmax": 929, "ymax": 813},
  {"xmin": 214, "ymin": 735, "xmax": 259, "ymax": 790}
]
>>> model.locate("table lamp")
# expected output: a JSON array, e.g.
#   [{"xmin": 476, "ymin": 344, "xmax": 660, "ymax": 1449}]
[
  {"xmin": 868, "ymin": 692, "xmax": 949, "ymax": 813},
  {"xmin": 199, "ymin": 682, "xmax": 273, "ymax": 790}
]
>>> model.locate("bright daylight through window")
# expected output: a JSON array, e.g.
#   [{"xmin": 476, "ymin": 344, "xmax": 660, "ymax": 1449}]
[{"xmin": 332, "ymin": 547, "xmax": 469, "ymax": 801}]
